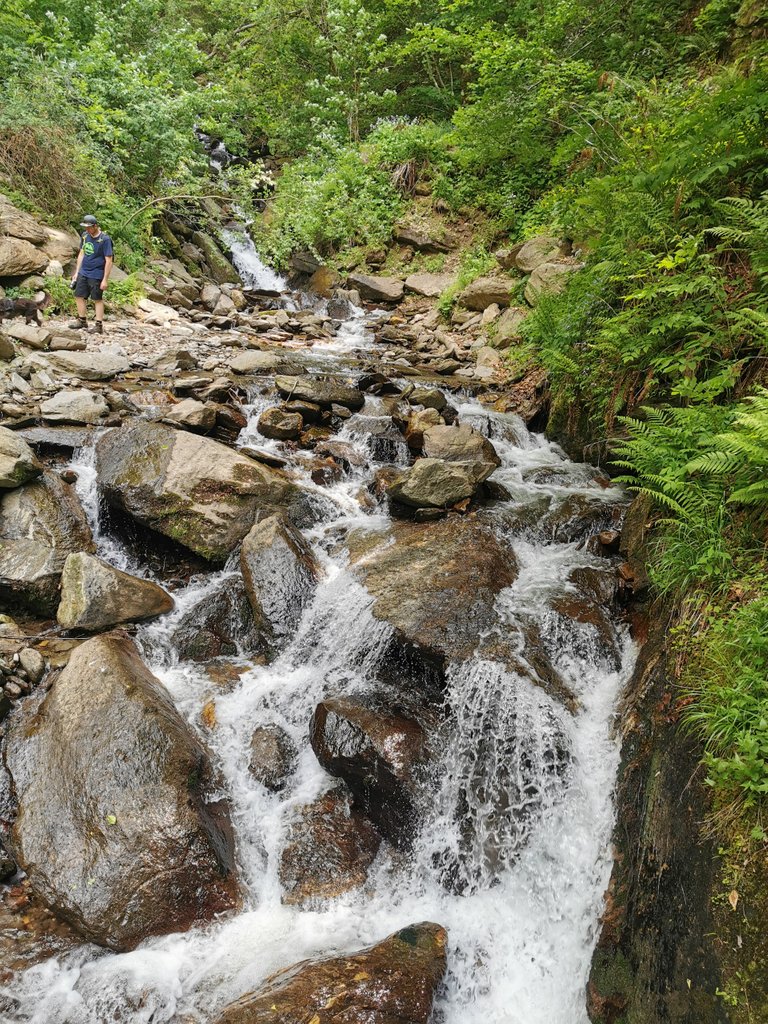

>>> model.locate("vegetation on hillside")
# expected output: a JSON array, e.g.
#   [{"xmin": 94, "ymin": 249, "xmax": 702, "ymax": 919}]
[{"xmin": 2, "ymin": 0, "xmax": 767, "ymax": 826}]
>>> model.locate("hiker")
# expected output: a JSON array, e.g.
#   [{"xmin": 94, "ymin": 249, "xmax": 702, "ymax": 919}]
[{"xmin": 69, "ymin": 214, "xmax": 113, "ymax": 334}]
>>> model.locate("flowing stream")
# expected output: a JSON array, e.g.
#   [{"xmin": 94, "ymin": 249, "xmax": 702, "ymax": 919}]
[{"xmin": 4, "ymin": 251, "xmax": 635, "ymax": 1023}]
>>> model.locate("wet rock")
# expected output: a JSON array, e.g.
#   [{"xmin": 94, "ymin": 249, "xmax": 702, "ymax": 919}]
[
  {"xmin": 0, "ymin": 469, "xmax": 94, "ymax": 613},
  {"xmin": 348, "ymin": 413, "xmax": 407, "ymax": 462},
  {"xmin": 45, "ymin": 349, "xmax": 130, "ymax": 380},
  {"xmin": 240, "ymin": 514, "xmax": 320, "ymax": 656},
  {"xmin": 18, "ymin": 647, "xmax": 45, "ymax": 685},
  {"xmin": 347, "ymin": 273, "xmax": 404, "ymax": 303},
  {"xmin": 387, "ymin": 458, "xmax": 478, "ymax": 509},
  {"xmin": 39, "ymin": 389, "xmax": 109, "ymax": 425},
  {"xmin": 257, "ymin": 407, "xmax": 303, "ymax": 441},
  {"xmin": 458, "ymin": 276, "xmax": 512, "ymax": 311},
  {"xmin": 0, "ymin": 841, "xmax": 16, "ymax": 883},
  {"xmin": 404, "ymin": 407, "xmax": 444, "ymax": 451},
  {"xmin": 524, "ymin": 259, "xmax": 583, "ymax": 305},
  {"xmin": 213, "ymin": 922, "xmax": 447, "ymax": 1024},
  {"xmin": 171, "ymin": 575, "xmax": 262, "ymax": 661},
  {"xmin": 192, "ymin": 231, "xmax": 240, "ymax": 285},
  {"xmin": 404, "ymin": 272, "xmax": 455, "ymax": 297},
  {"xmin": 514, "ymin": 235, "xmax": 561, "ymax": 273},
  {"xmin": 278, "ymin": 789, "xmax": 381, "ymax": 906},
  {"xmin": 56, "ymin": 552, "xmax": 174, "ymax": 631},
  {"xmin": 0, "ymin": 428, "xmax": 42, "ymax": 489},
  {"xmin": 407, "ymin": 386, "xmax": 447, "ymax": 411},
  {"xmin": 308, "ymin": 266, "xmax": 340, "ymax": 297},
  {"xmin": 248, "ymin": 725, "xmax": 298, "ymax": 791},
  {"xmin": 274, "ymin": 375, "xmax": 364, "ymax": 410},
  {"xmin": 96, "ymin": 420, "xmax": 305, "ymax": 563},
  {"xmin": 542, "ymin": 494, "xmax": 624, "ymax": 545},
  {"xmin": 422, "ymin": 423, "xmax": 500, "ymax": 484},
  {"xmin": 311, "ymin": 696, "xmax": 427, "ymax": 848},
  {"xmin": 16, "ymin": 426, "xmax": 94, "ymax": 455},
  {"xmin": 2, "ymin": 633, "xmax": 239, "ymax": 951},
  {"xmin": 164, "ymin": 398, "xmax": 217, "ymax": 433},
  {"xmin": 349, "ymin": 516, "xmax": 518, "ymax": 685}
]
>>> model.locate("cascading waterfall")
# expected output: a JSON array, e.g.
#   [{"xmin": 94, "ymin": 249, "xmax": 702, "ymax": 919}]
[{"xmin": 2, "ymin": 296, "xmax": 636, "ymax": 1024}]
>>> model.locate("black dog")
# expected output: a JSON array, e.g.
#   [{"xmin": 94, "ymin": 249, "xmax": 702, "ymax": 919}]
[{"xmin": 0, "ymin": 290, "xmax": 52, "ymax": 327}]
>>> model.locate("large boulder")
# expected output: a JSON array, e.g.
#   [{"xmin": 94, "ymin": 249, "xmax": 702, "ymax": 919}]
[
  {"xmin": 0, "ymin": 196, "xmax": 48, "ymax": 244},
  {"xmin": 96, "ymin": 421, "xmax": 305, "ymax": 562},
  {"xmin": 39, "ymin": 389, "xmax": 109, "ymax": 425},
  {"xmin": 279, "ymin": 789, "xmax": 381, "ymax": 906},
  {"xmin": 257, "ymin": 407, "xmax": 303, "ymax": 441},
  {"xmin": 0, "ymin": 469, "xmax": 93, "ymax": 613},
  {"xmin": 347, "ymin": 273, "xmax": 404, "ymax": 303},
  {"xmin": 0, "ymin": 428, "xmax": 42, "ymax": 489},
  {"xmin": 348, "ymin": 516, "xmax": 518, "ymax": 685},
  {"xmin": 240, "ymin": 515, "xmax": 320, "ymax": 655},
  {"xmin": 213, "ymin": 922, "xmax": 447, "ymax": 1024},
  {"xmin": 42, "ymin": 227, "xmax": 80, "ymax": 264},
  {"xmin": 524, "ymin": 259, "xmax": 583, "ymax": 305},
  {"xmin": 311, "ymin": 696, "xmax": 428, "ymax": 848},
  {"xmin": 56, "ymin": 552, "xmax": 174, "ymax": 631},
  {"xmin": 458, "ymin": 276, "xmax": 512, "ymax": 311},
  {"xmin": 2, "ymin": 633, "xmax": 239, "ymax": 951},
  {"xmin": 274, "ymin": 375, "xmax": 364, "ymax": 410},
  {"xmin": 0, "ymin": 237, "xmax": 47, "ymax": 277},
  {"xmin": 387, "ymin": 459, "xmax": 478, "ymax": 509},
  {"xmin": 514, "ymin": 235, "xmax": 561, "ymax": 273},
  {"xmin": 2, "ymin": 322, "xmax": 50, "ymax": 349},
  {"xmin": 422, "ymin": 423, "xmax": 500, "ymax": 484},
  {"xmin": 404, "ymin": 272, "xmax": 456, "ymax": 297},
  {"xmin": 45, "ymin": 349, "xmax": 130, "ymax": 381},
  {"xmin": 164, "ymin": 398, "xmax": 217, "ymax": 433}
]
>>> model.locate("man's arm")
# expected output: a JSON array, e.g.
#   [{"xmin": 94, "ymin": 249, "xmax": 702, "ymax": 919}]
[
  {"xmin": 71, "ymin": 247, "xmax": 84, "ymax": 283},
  {"xmin": 101, "ymin": 255, "xmax": 113, "ymax": 291}
]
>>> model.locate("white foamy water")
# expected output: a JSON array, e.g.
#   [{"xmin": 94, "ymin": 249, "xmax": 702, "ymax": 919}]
[
  {"xmin": 3, "ymin": 337, "xmax": 634, "ymax": 1024},
  {"xmin": 220, "ymin": 227, "xmax": 287, "ymax": 294}
]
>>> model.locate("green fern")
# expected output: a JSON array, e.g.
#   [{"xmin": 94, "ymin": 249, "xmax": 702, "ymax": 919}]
[{"xmin": 687, "ymin": 389, "xmax": 768, "ymax": 506}]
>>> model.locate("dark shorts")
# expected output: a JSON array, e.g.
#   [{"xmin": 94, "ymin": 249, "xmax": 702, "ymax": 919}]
[{"xmin": 75, "ymin": 276, "xmax": 104, "ymax": 300}]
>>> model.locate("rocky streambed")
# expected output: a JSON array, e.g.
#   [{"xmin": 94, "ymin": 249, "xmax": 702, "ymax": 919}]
[{"xmin": 0, "ymin": 279, "xmax": 639, "ymax": 1023}]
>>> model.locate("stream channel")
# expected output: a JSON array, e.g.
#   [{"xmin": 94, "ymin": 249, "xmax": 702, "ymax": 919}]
[{"xmin": 6, "ymin": 244, "xmax": 636, "ymax": 1024}]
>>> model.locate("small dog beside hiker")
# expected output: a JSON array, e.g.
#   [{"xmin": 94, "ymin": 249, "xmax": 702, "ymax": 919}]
[{"xmin": 69, "ymin": 213, "xmax": 113, "ymax": 334}]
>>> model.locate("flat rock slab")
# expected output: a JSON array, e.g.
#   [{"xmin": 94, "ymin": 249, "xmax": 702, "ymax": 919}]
[
  {"xmin": 347, "ymin": 273, "xmax": 404, "ymax": 303},
  {"xmin": 46, "ymin": 349, "xmax": 130, "ymax": 380},
  {"xmin": 3, "ymin": 633, "xmax": 240, "ymax": 950},
  {"xmin": 274, "ymin": 375, "xmax": 364, "ymax": 410},
  {"xmin": 213, "ymin": 922, "xmax": 447, "ymax": 1024},
  {"xmin": 15, "ymin": 426, "xmax": 94, "ymax": 454},
  {"xmin": 40, "ymin": 389, "xmax": 109, "ymax": 425}
]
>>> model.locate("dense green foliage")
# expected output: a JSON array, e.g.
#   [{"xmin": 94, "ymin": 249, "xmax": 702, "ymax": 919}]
[{"xmin": 2, "ymin": 0, "xmax": 767, "ymax": 813}]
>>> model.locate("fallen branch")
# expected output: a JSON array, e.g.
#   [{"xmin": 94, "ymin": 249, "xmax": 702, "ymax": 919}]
[{"xmin": 119, "ymin": 194, "xmax": 232, "ymax": 228}]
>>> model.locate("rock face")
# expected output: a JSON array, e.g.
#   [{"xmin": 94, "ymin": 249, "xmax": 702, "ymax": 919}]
[
  {"xmin": 387, "ymin": 458, "xmax": 478, "ymax": 509},
  {"xmin": 213, "ymin": 922, "xmax": 448, "ymax": 1024},
  {"xmin": 249, "ymin": 725, "xmax": 298, "ymax": 791},
  {"xmin": 0, "ymin": 469, "xmax": 93, "ymax": 613},
  {"xmin": 279, "ymin": 789, "xmax": 381, "ymax": 905},
  {"xmin": 56, "ymin": 552, "xmax": 174, "ymax": 631},
  {"xmin": 274, "ymin": 375, "xmax": 365, "ymax": 410},
  {"xmin": 311, "ymin": 697, "xmax": 427, "ymax": 848},
  {"xmin": 458, "ymin": 276, "xmax": 512, "ymax": 311},
  {"xmin": 2, "ymin": 633, "xmax": 239, "ymax": 951},
  {"xmin": 349, "ymin": 516, "xmax": 518, "ymax": 685},
  {"xmin": 96, "ymin": 421, "xmax": 302, "ymax": 562},
  {"xmin": 347, "ymin": 273, "xmax": 404, "ymax": 303},
  {"xmin": 524, "ymin": 259, "xmax": 583, "ymax": 305},
  {"xmin": 240, "ymin": 515, "xmax": 320, "ymax": 655},
  {"xmin": 39, "ymin": 389, "xmax": 109, "ymax": 425},
  {"xmin": 0, "ymin": 428, "xmax": 42, "ymax": 489}
]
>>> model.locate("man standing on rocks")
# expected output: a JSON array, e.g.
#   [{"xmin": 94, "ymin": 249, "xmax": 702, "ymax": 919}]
[{"xmin": 69, "ymin": 214, "xmax": 113, "ymax": 334}]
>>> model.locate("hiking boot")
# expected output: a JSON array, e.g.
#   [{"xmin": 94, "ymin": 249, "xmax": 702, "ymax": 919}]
[
  {"xmin": 89, "ymin": 321, "xmax": 103, "ymax": 335},
  {"xmin": 67, "ymin": 317, "xmax": 88, "ymax": 330}
]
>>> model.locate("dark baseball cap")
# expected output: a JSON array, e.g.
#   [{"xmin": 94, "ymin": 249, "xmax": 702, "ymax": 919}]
[{"xmin": 79, "ymin": 214, "xmax": 98, "ymax": 227}]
